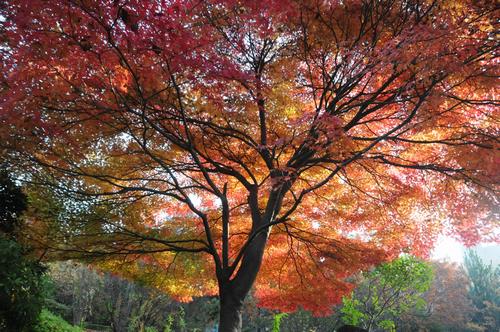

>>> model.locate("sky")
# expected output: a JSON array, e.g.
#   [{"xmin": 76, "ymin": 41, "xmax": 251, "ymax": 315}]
[
  {"xmin": 432, "ymin": 236, "xmax": 465, "ymax": 263},
  {"xmin": 432, "ymin": 235, "xmax": 500, "ymax": 265}
]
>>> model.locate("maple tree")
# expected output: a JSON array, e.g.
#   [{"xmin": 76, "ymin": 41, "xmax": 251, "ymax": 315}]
[{"xmin": 0, "ymin": 0, "xmax": 498, "ymax": 331}]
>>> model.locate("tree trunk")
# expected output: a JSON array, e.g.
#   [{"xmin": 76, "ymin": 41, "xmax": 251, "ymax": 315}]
[
  {"xmin": 218, "ymin": 286, "xmax": 244, "ymax": 332},
  {"xmin": 217, "ymin": 190, "xmax": 285, "ymax": 331},
  {"xmin": 218, "ymin": 230, "xmax": 269, "ymax": 331}
]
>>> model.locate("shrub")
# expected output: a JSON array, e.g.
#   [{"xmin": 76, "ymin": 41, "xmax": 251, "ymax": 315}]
[
  {"xmin": 0, "ymin": 236, "xmax": 46, "ymax": 332},
  {"xmin": 34, "ymin": 309, "xmax": 84, "ymax": 332}
]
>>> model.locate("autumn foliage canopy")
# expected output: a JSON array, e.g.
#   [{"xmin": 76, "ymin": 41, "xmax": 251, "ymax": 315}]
[{"xmin": 0, "ymin": 0, "xmax": 498, "ymax": 316}]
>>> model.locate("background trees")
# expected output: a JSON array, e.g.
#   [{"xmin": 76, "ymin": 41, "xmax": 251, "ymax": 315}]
[
  {"xmin": 47, "ymin": 262, "xmax": 182, "ymax": 332},
  {"xmin": 1, "ymin": 0, "xmax": 498, "ymax": 330},
  {"xmin": 399, "ymin": 261, "xmax": 474, "ymax": 332}
]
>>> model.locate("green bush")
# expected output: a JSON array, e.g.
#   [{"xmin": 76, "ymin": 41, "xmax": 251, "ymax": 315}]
[
  {"xmin": 0, "ymin": 171, "xmax": 47, "ymax": 332},
  {"xmin": 341, "ymin": 256, "xmax": 433, "ymax": 331},
  {"xmin": 0, "ymin": 236, "xmax": 46, "ymax": 332},
  {"xmin": 34, "ymin": 309, "xmax": 84, "ymax": 332}
]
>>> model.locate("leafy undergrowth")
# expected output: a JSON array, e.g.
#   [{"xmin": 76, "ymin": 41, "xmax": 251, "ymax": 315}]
[{"xmin": 34, "ymin": 309, "xmax": 84, "ymax": 332}]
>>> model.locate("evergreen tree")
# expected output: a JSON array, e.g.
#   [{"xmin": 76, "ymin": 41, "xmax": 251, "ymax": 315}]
[{"xmin": 464, "ymin": 249, "xmax": 500, "ymax": 331}]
